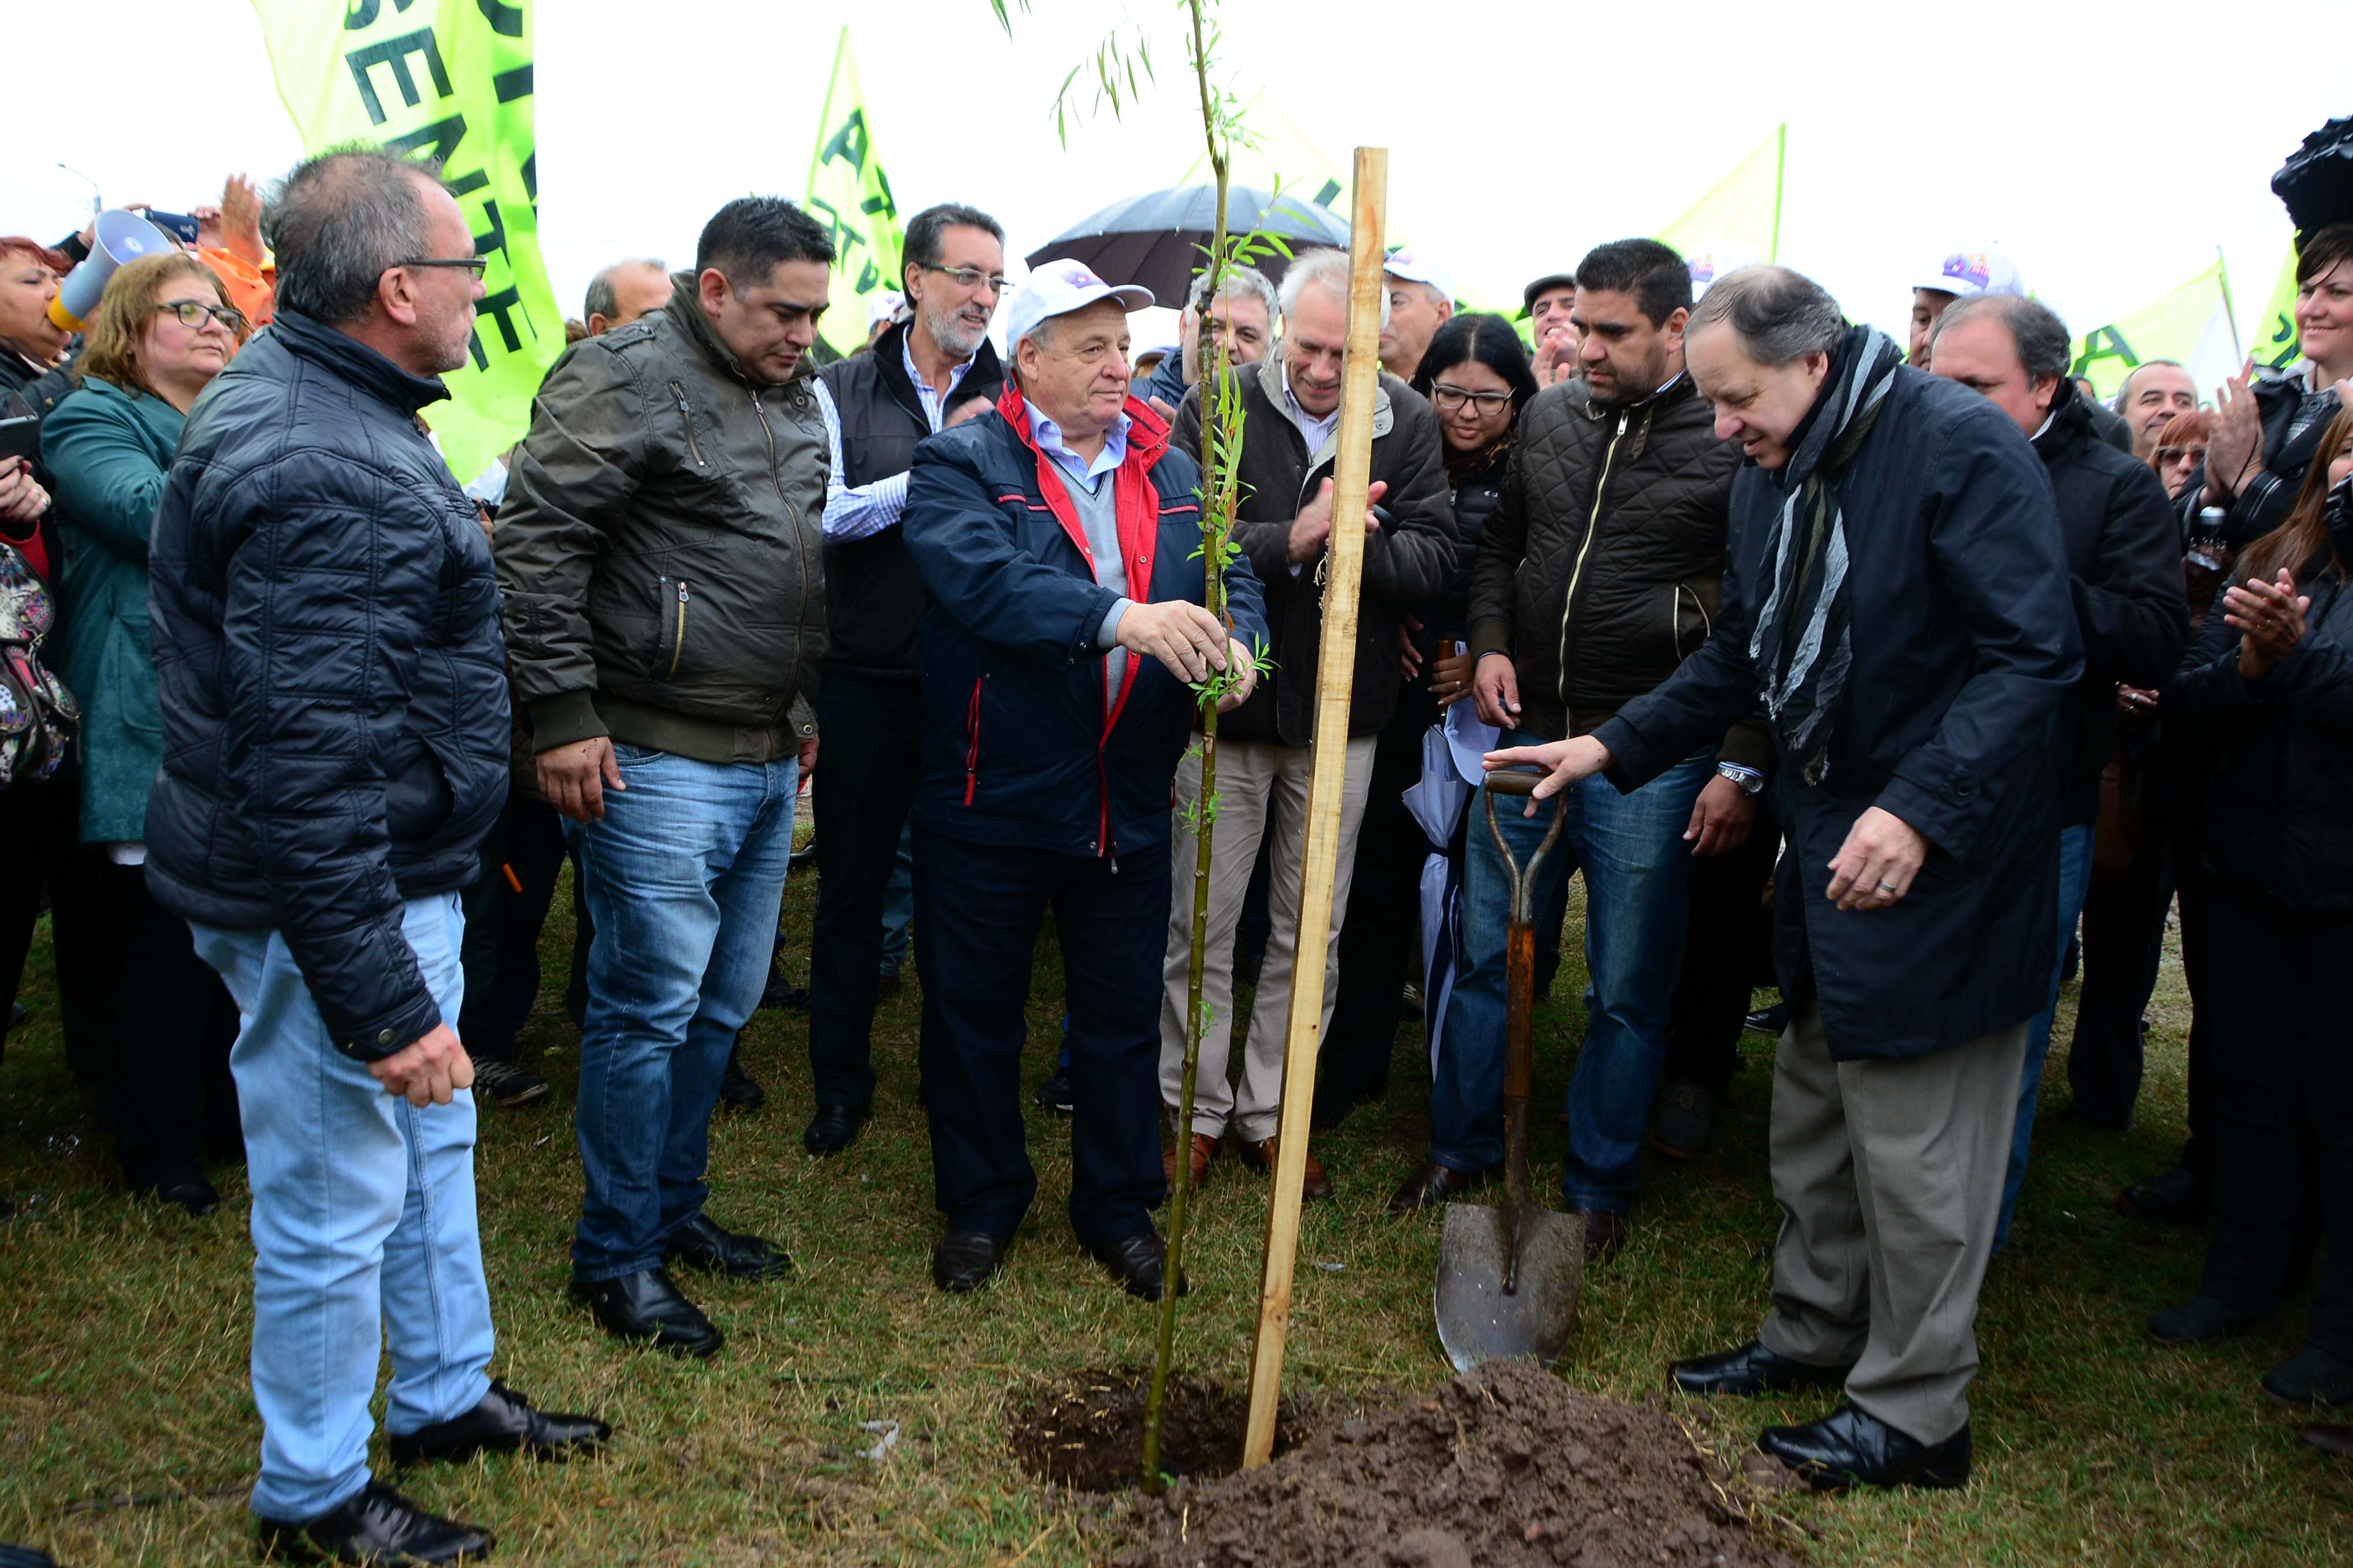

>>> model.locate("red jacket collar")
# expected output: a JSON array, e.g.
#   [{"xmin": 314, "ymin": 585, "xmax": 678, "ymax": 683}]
[{"xmin": 993, "ymin": 382, "xmax": 1170, "ymax": 472}]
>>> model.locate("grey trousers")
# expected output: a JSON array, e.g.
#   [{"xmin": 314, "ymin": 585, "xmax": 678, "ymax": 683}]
[
  {"xmin": 1754, "ymin": 999, "xmax": 2028, "ymax": 1444},
  {"xmin": 1159, "ymin": 735, "xmax": 1377, "ymax": 1143}
]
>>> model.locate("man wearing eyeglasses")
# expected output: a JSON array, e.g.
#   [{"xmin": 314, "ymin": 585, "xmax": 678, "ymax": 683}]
[
  {"xmin": 1390, "ymin": 239, "xmax": 1768, "ymax": 1263},
  {"xmin": 148, "ymin": 147, "xmax": 608, "ymax": 1566},
  {"xmin": 800, "ymin": 204, "xmax": 1009, "ymax": 1160},
  {"xmin": 497, "ymin": 196, "xmax": 834, "ymax": 1360}
]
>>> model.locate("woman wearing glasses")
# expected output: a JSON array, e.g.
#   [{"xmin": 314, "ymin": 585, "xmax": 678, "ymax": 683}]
[
  {"xmin": 40, "ymin": 251, "xmax": 247, "ymax": 1215},
  {"xmin": 1317, "ymin": 316, "xmax": 1536, "ymax": 1127}
]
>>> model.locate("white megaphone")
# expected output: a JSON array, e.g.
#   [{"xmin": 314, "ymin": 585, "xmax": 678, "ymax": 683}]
[{"xmin": 49, "ymin": 210, "xmax": 176, "ymax": 334}]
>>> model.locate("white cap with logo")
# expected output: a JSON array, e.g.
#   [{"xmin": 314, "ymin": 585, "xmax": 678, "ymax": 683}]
[
  {"xmin": 1913, "ymin": 247, "xmax": 2025, "ymax": 300},
  {"xmin": 1382, "ymin": 245, "xmax": 1455, "ymax": 301},
  {"xmin": 1003, "ymin": 258, "xmax": 1155, "ymax": 353}
]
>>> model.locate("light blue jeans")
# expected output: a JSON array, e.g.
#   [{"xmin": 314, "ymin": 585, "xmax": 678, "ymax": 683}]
[
  {"xmin": 568, "ymin": 744, "xmax": 798, "ymax": 1280},
  {"xmin": 1429, "ymin": 743, "xmax": 1714, "ymax": 1211},
  {"xmin": 192, "ymin": 892, "xmax": 492, "ymax": 1522},
  {"xmin": 1995, "ymin": 821, "xmax": 2096, "ymax": 1249}
]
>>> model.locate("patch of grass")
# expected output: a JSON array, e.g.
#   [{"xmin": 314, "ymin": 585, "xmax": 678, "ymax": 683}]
[{"xmin": 2, "ymin": 860, "xmax": 2348, "ymax": 1564}]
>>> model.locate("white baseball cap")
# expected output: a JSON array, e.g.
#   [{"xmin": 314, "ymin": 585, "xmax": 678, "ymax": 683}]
[
  {"xmin": 1003, "ymin": 258, "xmax": 1154, "ymax": 352},
  {"xmin": 1913, "ymin": 247, "xmax": 2025, "ymax": 300},
  {"xmin": 1383, "ymin": 245, "xmax": 1455, "ymax": 301}
]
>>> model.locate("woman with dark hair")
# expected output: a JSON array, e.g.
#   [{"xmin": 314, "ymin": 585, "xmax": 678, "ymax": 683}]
[
  {"xmin": 1315, "ymin": 315, "xmax": 1534, "ymax": 1127},
  {"xmin": 2196, "ymin": 223, "xmax": 2353, "ymax": 545},
  {"xmin": 40, "ymin": 252, "xmax": 246, "ymax": 1213},
  {"xmin": 2146, "ymin": 407, "xmax": 2353, "ymax": 1417},
  {"xmin": 1414, "ymin": 312, "xmax": 1539, "ymax": 703}
]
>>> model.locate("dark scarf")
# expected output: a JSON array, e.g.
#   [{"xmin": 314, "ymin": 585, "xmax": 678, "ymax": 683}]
[{"xmin": 1746, "ymin": 323, "xmax": 1905, "ymax": 786}]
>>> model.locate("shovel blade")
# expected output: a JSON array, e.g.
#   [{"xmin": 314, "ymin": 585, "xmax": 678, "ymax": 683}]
[{"xmin": 1434, "ymin": 1201, "xmax": 1584, "ymax": 1372}]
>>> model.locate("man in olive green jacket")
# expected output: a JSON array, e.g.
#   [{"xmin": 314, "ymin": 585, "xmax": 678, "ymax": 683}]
[{"xmin": 495, "ymin": 198, "xmax": 831, "ymax": 1358}]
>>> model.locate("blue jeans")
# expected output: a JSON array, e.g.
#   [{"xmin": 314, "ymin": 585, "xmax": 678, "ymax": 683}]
[
  {"xmin": 192, "ymin": 892, "xmax": 492, "ymax": 1522},
  {"xmin": 568, "ymin": 744, "xmax": 798, "ymax": 1280},
  {"xmin": 1995, "ymin": 821, "xmax": 2095, "ymax": 1248},
  {"xmin": 1429, "ymin": 743, "xmax": 1713, "ymax": 1211}
]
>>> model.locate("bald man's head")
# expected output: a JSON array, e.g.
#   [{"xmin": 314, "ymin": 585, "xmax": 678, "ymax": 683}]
[{"xmin": 585, "ymin": 259, "xmax": 671, "ymax": 335}]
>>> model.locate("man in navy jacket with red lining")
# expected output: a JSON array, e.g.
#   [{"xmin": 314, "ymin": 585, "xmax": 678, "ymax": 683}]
[{"xmin": 902, "ymin": 259, "xmax": 1266, "ymax": 1299}]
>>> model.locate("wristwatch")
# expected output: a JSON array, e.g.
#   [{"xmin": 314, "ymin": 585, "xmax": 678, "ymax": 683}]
[{"xmin": 1716, "ymin": 761, "xmax": 1765, "ymax": 796}]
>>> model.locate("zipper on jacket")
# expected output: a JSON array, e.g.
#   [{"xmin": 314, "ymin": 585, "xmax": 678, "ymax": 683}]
[
  {"xmin": 669, "ymin": 381, "xmax": 707, "ymax": 468},
  {"xmin": 666, "ymin": 578, "xmax": 692, "ymax": 678},
  {"xmin": 1556, "ymin": 409, "xmax": 1631, "ymax": 713},
  {"xmin": 962, "ymin": 676, "xmax": 983, "ymax": 806},
  {"xmin": 751, "ymin": 389, "xmax": 812, "ymax": 717}
]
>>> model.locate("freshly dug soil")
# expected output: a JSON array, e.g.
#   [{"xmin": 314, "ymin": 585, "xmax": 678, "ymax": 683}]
[
  {"xmin": 1116, "ymin": 1360, "xmax": 1802, "ymax": 1568},
  {"xmin": 1008, "ymin": 1367, "xmax": 1314, "ymax": 1492}
]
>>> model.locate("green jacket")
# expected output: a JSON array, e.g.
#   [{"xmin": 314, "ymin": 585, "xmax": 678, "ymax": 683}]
[
  {"xmin": 495, "ymin": 273, "xmax": 828, "ymax": 763},
  {"xmin": 40, "ymin": 375, "xmax": 181, "ymax": 843}
]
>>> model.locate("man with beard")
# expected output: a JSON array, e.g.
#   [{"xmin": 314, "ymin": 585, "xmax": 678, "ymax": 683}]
[
  {"xmin": 1392, "ymin": 239, "xmax": 1765, "ymax": 1260},
  {"xmin": 802, "ymin": 204, "xmax": 1010, "ymax": 1156}
]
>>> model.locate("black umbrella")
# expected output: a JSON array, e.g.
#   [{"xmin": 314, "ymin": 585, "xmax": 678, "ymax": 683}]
[
  {"xmin": 1024, "ymin": 184, "xmax": 1348, "ymax": 307},
  {"xmin": 2274, "ymin": 115, "xmax": 2353, "ymax": 239}
]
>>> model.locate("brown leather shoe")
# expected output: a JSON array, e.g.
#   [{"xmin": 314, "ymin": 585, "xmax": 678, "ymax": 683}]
[
  {"xmin": 1386, "ymin": 1160, "xmax": 1493, "ymax": 1215},
  {"xmin": 2301, "ymin": 1422, "xmax": 2353, "ymax": 1459},
  {"xmin": 1241, "ymin": 1135, "xmax": 1333, "ymax": 1201},
  {"xmin": 1162, "ymin": 1132, "xmax": 1218, "ymax": 1195},
  {"xmin": 1573, "ymin": 1206, "xmax": 1629, "ymax": 1264}
]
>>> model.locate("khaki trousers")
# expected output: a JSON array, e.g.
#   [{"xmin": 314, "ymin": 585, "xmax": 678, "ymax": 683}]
[
  {"xmin": 1754, "ymin": 999, "xmax": 2028, "ymax": 1444},
  {"xmin": 1158, "ymin": 735, "xmax": 1377, "ymax": 1143}
]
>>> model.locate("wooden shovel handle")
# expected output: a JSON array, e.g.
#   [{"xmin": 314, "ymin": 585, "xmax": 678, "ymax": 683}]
[{"xmin": 1484, "ymin": 767, "xmax": 1548, "ymax": 798}]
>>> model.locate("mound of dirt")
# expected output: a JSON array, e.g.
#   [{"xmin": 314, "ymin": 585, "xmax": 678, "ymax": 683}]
[
  {"xmin": 1115, "ymin": 1360, "xmax": 1802, "ymax": 1568},
  {"xmin": 1008, "ymin": 1368, "xmax": 1314, "ymax": 1493}
]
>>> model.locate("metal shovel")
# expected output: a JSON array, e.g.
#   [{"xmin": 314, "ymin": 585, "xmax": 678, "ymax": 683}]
[{"xmin": 1434, "ymin": 766, "xmax": 1584, "ymax": 1370}]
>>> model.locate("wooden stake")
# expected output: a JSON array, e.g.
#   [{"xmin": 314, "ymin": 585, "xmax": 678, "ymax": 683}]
[{"xmin": 1240, "ymin": 146, "xmax": 1387, "ymax": 1469}]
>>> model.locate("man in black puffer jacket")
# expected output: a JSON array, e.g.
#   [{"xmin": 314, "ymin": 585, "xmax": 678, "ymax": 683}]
[
  {"xmin": 149, "ymin": 148, "xmax": 607, "ymax": 1567},
  {"xmin": 1926, "ymin": 294, "xmax": 2187, "ymax": 1247},
  {"xmin": 1399, "ymin": 241, "xmax": 1768, "ymax": 1257}
]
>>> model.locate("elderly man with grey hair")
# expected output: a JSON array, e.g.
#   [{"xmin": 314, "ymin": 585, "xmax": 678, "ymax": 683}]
[
  {"xmin": 583, "ymin": 257, "xmax": 670, "ymax": 335},
  {"xmin": 1927, "ymin": 293, "xmax": 2187, "ymax": 1248},
  {"xmin": 1141, "ymin": 261, "xmax": 1278, "ymax": 416},
  {"xmin": 1157, "ymin": 246, "xmax": 1455, "ymax": 1200},
  {"xmin": 1491, "ymin": 265, "xmax": 2080, "ymax": 1491},
  {"xmin": 148, "ymin": 146, "xmax": 609, "ymax": 1565}
]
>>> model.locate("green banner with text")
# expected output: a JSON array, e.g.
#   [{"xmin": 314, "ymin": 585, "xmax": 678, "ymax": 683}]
[
  {"xmin": 805, "ymin": 28, "xmax": 904, "ymax": 359},
  {"xmin": 251, "ymin": 0, "xmax": 561, "ymax": 483}
]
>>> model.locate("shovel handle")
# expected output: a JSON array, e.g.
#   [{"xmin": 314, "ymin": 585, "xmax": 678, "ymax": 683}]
[{"xmin": 1483, "ymin": 766, "xmax": 1548, "ymax": 798}]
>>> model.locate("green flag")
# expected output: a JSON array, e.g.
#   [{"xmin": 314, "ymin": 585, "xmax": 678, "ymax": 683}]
[
  {"xmin": 2068, "ymin": 258, "xmax": 2240, "ymax": 401},
  {"xmin": 1659, "ymin": 124, "xmax": 1785, "ymax": 263},
  {"xmin": 251, "ymin": 0, "xmax": 560, "ymax": 484},
  {"xmin": 805, "ymin": 28, "xmax": 903, "ymax": 359},
  {"xmin": 2251, "ymin": 247, "xmax": 2302, "ymax": 371}
]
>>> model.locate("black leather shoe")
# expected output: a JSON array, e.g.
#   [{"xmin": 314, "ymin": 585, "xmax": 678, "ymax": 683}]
[
  {"xmin": 132, "ymin": 1171, "xmax": 221, "ymax": 1217},
  {"xmin": 802, "ymin": 1101, "xmax": 870, "ymax": 1157},
  {"xmin": 1573, "ymin": 1207, "xmax": 1630, "ymax": 1264},
  {"xmin": 2148, "ymin": 1294, "xmax": 2266, "ymax": 1344},
  {"xmin": 1386, "ymin": 1161, "xmax": 1495, "ymax": 1216},
  {"xmin": 257, "ymin": 1477, "xmax": 494, "ymax": 1564},
  {"xmin": 1671, "ymin": 1340, "xmax": 1856, "ymax": 1398},
  {"xmin": 2263, "ymin": 1346, "xmax": 2353, "ymax": 1409},
  {"xmin": 1744, "ymin": 1001, "xmax": 1790, "ymax": 1037},
  {"xmin": 388, "ymin": 1378, "xmax": 610, "ymax": 1465},
  {"xmin": 2117, "ymin": 1165, "xmax": 2210, "ymax": 1224},
  {"xmin": 664, "ymin": 1213, "xmax": 791, "ymax": 1281},
  {"xmin": 568, "ymin": 1268, "xmax": 724, "ymax": 1357},
  {"xmin": 1758, "ymin": 1403, "xmax": 1971, "ymax": 1491},
  {"xmin": 1087, "ymin": 1231, "xmax": 1188, "ymax": 1302},
  {"xmin": 0, "ymin": 1546, "xmax": 59, "ymax": 1568},
  {"xmin": 717, "ymin": 1049, "xmax": 766, "ymax": 1110},
  {"xmin": 932, "ymin": 1228, "xmax": 1009, "ymax": 1293}
]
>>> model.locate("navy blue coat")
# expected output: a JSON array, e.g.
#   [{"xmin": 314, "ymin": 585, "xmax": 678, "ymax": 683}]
[
  {"xmin": 147, "ymin": 312, "xmax": 510, "ymax": 1062},
  {"xmin": 902, "ymin": 389, "xmax": 1266, "ymax": 859},
  {"xmin": 1595, "ymin": 363, "xmax": 2083, "ymax": 1060}
]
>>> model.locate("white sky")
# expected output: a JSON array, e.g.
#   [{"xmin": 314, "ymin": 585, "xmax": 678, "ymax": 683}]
[{"xmin": 6, "ymin": 0, "xmax": 2332, "ymax": 371}]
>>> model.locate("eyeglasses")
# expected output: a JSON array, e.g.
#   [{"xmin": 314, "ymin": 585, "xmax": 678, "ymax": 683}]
[
  {"xmin": 154, "ymin": 299, "xmax": 248, "ymax": 334},
  {"xmin": 394, "ymin": 256, "xmax": 489, "ymax": 278},
  {"xmin": 2157, "ymin": 446, "xmax": 2207, "ymax": 467},
  {"xmin": 921, "ymin": 264, "xmax": 1012, "ymax": 293},
  {"xmin": 1429, "ymin": 383, "xmax": 1513, "ymax": 415}
]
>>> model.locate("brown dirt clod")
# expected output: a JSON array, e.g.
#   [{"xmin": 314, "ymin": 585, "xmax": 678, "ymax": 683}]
[
  {"xmin": 1115, "ymin": 1359, "xmax": 1804, "ymax": 1568},
  {"xmin": 1006, "ymin": 1367, "xmax": 1312, "ymax": 1493}
]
